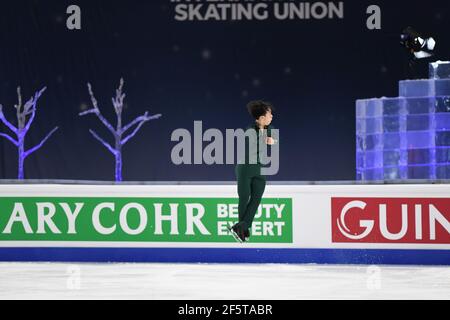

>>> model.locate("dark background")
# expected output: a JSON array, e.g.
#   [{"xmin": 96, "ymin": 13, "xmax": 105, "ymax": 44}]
[{"xmin": 0, "ymin": 0, "xmax": 448, "ymax": 181}]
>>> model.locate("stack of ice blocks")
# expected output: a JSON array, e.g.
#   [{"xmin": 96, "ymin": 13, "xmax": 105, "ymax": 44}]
[{"xmin": 356, "ymin": 61, "xmax": 450, "ymax": 180}]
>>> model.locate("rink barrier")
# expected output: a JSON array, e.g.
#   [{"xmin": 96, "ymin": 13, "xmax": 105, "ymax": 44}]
[{"xmin": 0, "ymin": 183, "xmax": 449, "ymax": 265}]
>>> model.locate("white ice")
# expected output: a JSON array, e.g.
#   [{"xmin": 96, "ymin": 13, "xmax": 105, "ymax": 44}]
[{"xmin": 0, "ymin": 263, "xmax": 449, "ymax": 300}]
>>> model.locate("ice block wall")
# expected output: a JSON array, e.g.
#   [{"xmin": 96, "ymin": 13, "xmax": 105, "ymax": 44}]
[{"xmin": 356, "ymin": 61, "xmax": 450, "ymax": 180}]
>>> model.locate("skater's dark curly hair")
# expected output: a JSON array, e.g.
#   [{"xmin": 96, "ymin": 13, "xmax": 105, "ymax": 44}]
[{"xmin": 246, "ymin": 100, "xmax": 274, "ymax": 120}]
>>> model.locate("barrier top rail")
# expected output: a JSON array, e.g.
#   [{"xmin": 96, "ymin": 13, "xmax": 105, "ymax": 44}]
[{"xmin": 0, "ymin": 179, "xmax": 449, "ymax": 185}]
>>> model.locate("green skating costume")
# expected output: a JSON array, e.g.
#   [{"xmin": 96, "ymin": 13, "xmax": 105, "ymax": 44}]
[{"xmin": 235, "ymin": 123, "xmax": 274, "ymax": 231}]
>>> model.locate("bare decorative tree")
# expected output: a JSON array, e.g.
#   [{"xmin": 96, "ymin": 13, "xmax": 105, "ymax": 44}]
[
  {"xmin": 0, "ymin": 87, "xmax": 59, "ymax": 180},
  {"xmin": 80, "ymin": 78, "xmax": 162, "ymax": 181}
]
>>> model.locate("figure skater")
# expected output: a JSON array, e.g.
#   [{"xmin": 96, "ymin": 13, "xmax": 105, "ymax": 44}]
[{"xmin": 229, "ymin": 100, "xmax": 277, "ymax": 242}]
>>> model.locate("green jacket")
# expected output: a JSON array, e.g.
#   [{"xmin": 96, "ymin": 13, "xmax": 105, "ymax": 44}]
[{"xmin": 240, "ymin": 123, "xmax": 275, "ymax": 166}]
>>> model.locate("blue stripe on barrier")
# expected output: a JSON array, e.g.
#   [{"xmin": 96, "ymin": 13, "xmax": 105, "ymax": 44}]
[{"xmin": 0, "ymin": 247, "xmax": 449, "ymax": 265}]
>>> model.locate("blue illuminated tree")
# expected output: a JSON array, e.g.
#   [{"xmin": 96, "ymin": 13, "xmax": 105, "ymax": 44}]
[
  {"xmin": 0, "ymin": 87, "xmax": 59, "ymax": 180},
  {"xmin": 80, "ymin": 79, "xmax": 162, "ymax": 181}
]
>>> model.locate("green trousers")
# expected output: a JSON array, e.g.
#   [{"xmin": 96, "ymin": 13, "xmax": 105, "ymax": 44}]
[{"xmin": 235, "ymin": 164, "xmax": 267, "ymax": 231}]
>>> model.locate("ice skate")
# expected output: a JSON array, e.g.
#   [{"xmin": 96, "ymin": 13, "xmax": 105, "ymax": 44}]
[{"xmin": 227, "ymin": 224, "xmax": 245, "ymax": 243}]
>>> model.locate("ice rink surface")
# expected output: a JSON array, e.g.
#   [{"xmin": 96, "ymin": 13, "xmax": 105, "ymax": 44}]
[{"xmin": 0, "ymin": 263, "xmax": 449, "ymax": 300}]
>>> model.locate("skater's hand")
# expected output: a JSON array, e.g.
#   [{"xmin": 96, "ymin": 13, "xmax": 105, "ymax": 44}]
[{"xmin": 265, "ymin": 137, "xmax": 277, "ymax": 145}]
